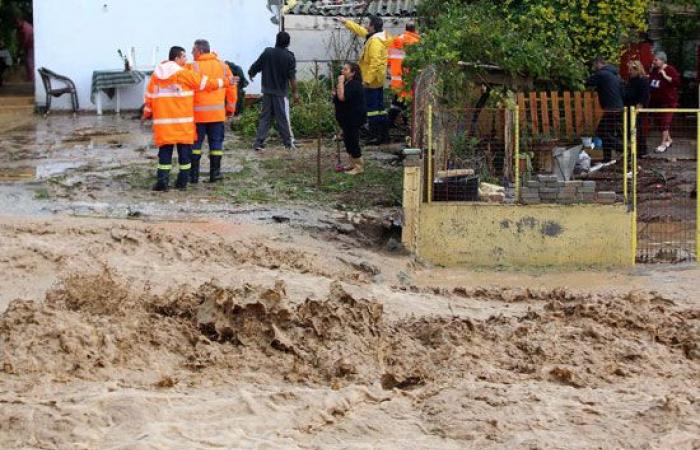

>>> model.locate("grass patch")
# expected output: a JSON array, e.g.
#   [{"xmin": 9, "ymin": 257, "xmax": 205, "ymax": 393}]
[{"xmin": 33, "ymin": 187, "xmax": 50, "ymax": 200}]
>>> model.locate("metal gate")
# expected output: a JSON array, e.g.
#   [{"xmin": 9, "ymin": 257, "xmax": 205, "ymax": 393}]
[{"xmin": 631, "ymin": 107, "xmax": 699, "ymax": 263}]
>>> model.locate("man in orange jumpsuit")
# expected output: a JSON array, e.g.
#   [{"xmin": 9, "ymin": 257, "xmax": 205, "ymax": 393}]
[
  {"xmin": 142, "ymin": 46, "xmax": 230, "ymax": 191},
  {"xmin": 387, "ymin": 22, "xmax": 420, "ymax": 128},
  {"xmin": 188, "ymin": 39, "xmax": 238, "ymax": 184}
]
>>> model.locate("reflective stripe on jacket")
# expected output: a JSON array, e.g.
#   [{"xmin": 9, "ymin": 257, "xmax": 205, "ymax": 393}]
[
  {"xmin": 344, "ymin": 20, "xmax": 389, "ymax": 89},
  {"xmin": 144, "ymin": 61, "xmax": 228, "ymax": 147},
  {"xmin": 188, "ymin": 53, "xmax": 238, "ymax": 123},
  {"xmin": 388, "ymin": 31, "xmax": 420, "ymax": 94}
]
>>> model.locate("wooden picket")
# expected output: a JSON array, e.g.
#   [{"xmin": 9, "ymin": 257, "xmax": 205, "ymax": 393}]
[{"xmin": 515, "ymin": 90, "xmax": 604, "ymax": 142}]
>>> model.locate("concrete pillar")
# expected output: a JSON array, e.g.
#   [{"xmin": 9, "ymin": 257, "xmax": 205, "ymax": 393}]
[{"xmin": 401, "ymin": 151, "xmax": 422, "ymax": 253}]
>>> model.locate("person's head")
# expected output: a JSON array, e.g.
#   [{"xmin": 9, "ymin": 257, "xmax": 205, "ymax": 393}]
[
  {"xmin": 628, "ymin": 60, "xmax": 647, "ymax": 78},
  {"xmin": 652, "ymin": 51, "xmax": 668, "ymax": 68},
  {"xmin": 192, "ymin": 39, "xmax": 210, "ymax": 59},
  {"xmin": 405, "ymin": 22, "xmax": 416, "ymax": 33},
  {"xmin": 275, "ymin": 31, "xmax": 290, "ymax": 48},
  {"xmin": 342, "ymin": 62, "xmax": 362, "ymax": 83},
  {"xmin": 169, "ymin": 46, "xmax": 187, "ymax": 66},
  {"xmin": 368, "ymin": 16, "xmax": 383, "ymax": 34},
  {"xmin": 591, "ymin": 56, "xmax": 607, "ymax": 71}
]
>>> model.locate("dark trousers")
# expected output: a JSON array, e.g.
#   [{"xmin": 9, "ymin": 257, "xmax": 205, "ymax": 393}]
[
  {"xmin": 340, "ymin": 122, "xmax": 362, "ymax": 158},
  {"xmin": 365, "ymin": 87, "xmax": 387, "ymax": 126},
  {"xmin": 388, "ymin": 95, "xmax": 407, "ymax": 127},
  {"xmin": 254, "ymin": 94, "xmax": 293, "ymax": 148},
  {"xmin": 597, "ymin": 110, "xmax": 623, "ymax": 162},
  {"xmin": 158, "ymin": 144, "xmax": 192, "ymax": 172},
  {"xmin": 193, "ymin": 122, "xmax": 225, "ymax": 157}
]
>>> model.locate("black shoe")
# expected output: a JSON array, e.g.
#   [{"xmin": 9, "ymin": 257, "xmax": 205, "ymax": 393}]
[
  {"xmin": 175, "ymin": 170, "xmax": 189, "ymax": 191},
  {"xmin": 190, "ymin": 156, "xmax": 200, "ymax": 184},
  {"xmin": 152, "ymin": 170, "xmax": 169, "ymax": 191},
  {"xmin": 209, "ymin": 155, "xmax": 223, "ymax": 183}
]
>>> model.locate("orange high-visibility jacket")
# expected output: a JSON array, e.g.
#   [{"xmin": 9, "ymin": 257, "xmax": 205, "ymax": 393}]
[
  {"xmin": 143, "ymin": 61, "xmax": 229, "ymax": 147},
  {"xmin": 388, "ymin": 31, "xmax": 420, "ymax": 95},
  {"xmin": 188, "ymin": 53, "xmax": 238, "ymax": 123}
]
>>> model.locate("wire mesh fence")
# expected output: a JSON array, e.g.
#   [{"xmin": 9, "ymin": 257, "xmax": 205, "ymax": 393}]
[{"xmin": 633, "ymin": 108, "xmax": 698, "ymax": 263}]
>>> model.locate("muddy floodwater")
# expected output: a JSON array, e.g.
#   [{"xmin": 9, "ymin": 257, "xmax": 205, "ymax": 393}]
[{"xmin": 0, "ymin": 114, "xmax": 698, "ymax": 450}]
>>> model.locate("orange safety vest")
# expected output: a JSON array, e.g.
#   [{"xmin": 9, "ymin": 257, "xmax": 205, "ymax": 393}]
[
  {"xmin": 388, "ymin": 31, "xmax": 420, "ymax": 96},
  {"xmin": 188, "ymin": 53, "xmax": 238, "ymax": 123},
  {"xmin": 143, "ymin": 61, "xmax": 228, "ymax": 147}
]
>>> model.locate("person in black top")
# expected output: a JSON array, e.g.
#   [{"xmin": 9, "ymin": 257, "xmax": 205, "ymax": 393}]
[
  {"xmin": 249, "ymin": 31, "xmax": 300, "ymax": 151},
  {"xmin": 333, "ymin": 62, "xmax": 367, "ymax": 175},
  {"xmin": 624, "ymin": 60, "xmax": 651, "ymax": 156},
  {"xmin": 586, "ymin": 57, "xmax": 625, "ymax": 162}
]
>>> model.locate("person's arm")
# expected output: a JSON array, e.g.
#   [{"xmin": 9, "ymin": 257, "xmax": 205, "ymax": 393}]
[
  {"xmin": 288, "ymin": 53, "xmax": 299, "ymax": 104},
  {"xmin": 248, "ymin": 51, "xmax": 264, "ymax": 80},
  {"xmin": 585, "ymin": 73, "xmax": 599, "ymax": 89},
  {"xmin": 336, "ymin": 75, "xmax": 346, "ymax": 101},
  {"xmin": 340, "ymin": 19, "xmax": 368, "ymax": 38},
  {"xmin": 142, "ymin": 76, "xmax": 155, "ymax": 120},
  {"xmin": 181, "ymin": 70, "xmax": 228, "ymax": 92},
  {"xmin": 224, "ymin": 65, "xmax": 238, "ymax": 116}
]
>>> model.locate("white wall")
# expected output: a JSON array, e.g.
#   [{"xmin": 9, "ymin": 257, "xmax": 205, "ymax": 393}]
[
  {"xmin": 33, "ymin": 0, "xmax": 278, "ymax": 111},
  {"xmin": 285, "ymin": 15, "xmax": 410, "ymax": 79}
]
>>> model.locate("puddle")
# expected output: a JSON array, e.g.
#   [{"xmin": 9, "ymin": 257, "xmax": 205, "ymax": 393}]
[{"xmin": 35, "ymin": 161, "xmax": 86, "ymax": 179}]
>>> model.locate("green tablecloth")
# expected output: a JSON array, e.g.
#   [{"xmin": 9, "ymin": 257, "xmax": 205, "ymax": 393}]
[{"xmin": 90, "ymin": 70, "xmax": 150, "ymax": 104}]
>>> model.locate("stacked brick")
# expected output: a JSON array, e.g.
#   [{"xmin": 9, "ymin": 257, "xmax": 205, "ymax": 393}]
[{"xmin": 520, "ymin": 175, "xmax": 618, "ymax": 205}]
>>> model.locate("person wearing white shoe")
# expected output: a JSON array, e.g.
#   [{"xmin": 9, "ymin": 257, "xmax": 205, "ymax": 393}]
[{"xmin": 649, "ymin": 51, "xmax": 681, "ymax": 153}]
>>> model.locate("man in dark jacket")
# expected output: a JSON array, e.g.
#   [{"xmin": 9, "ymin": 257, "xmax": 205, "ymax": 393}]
[
  {"xmin": 226, "ymin": 60, "xmax": 248, "ymax": 118},
  {"xmin": 586, "ymin": 57, "xmax": 625, "ymax": 162},
  {"xmin": 249, "ymin": 31, "xmax": 300, "ymax": 151}
]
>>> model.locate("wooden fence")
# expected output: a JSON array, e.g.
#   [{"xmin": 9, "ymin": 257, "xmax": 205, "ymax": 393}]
[{"xmin": 517, "ymin": 91, "xmax": 604, "ymax": 141}]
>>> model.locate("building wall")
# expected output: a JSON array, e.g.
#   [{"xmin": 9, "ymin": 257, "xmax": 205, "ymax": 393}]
[
  {"xmin": 285, "ymin": 15, "xmax": 410, "ymax": 79},
  {"xmin": 33, "ymin": 0, "xmax": 277, "ymax": 111}
]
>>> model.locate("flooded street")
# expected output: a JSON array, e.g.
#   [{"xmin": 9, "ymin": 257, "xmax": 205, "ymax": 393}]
[{"xmin": 0, "ymin": 113, "xmax": 698, "ymax": 450}]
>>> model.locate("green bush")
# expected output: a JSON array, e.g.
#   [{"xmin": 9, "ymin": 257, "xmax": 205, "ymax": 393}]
[{"xmin": 231, "ymin": 79, "xmax": 336, "ymax": 139}]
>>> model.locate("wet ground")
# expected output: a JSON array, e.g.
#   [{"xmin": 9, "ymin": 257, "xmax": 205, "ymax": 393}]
[{"xmin": 0, "ymin": 112, "xmax": 698, "ymax": 450}]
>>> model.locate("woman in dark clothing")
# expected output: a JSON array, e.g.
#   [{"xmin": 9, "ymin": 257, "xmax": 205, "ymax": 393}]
[
  {"xmin": 333, "ymin": 62, "xmax": 367, "ymax": 175},
  {"xmin": 649, "ymin": 51, "xmax": 681, "ymax": 153},
  {"xmin": 625, "ymin": 60, "xmax": 650, "ymax": 155}
]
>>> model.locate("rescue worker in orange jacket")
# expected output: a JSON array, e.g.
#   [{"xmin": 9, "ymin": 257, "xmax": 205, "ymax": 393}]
[
  {"xmin": 388, "ymin": 23, "xmax": 420, "ymax": 128},
  {"xmin": 188, "ymin": 39, "xmax": 238, "ymax": 183},
  {"xmin": 142, "ymin": 46, "xmax": 230, "ymax": 192}
]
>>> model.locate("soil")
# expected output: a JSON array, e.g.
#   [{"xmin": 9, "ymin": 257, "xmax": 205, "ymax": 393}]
[{"xmin": 0, "ymin": 114, "xmax": 699, "ymax": 449}]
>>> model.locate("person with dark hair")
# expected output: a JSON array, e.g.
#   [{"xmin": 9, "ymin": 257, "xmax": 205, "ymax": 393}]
[
  {"xmin": 586, "ymin": 56, "xmax": 624, "ymax": 163},
  {"xmin": 225, "ymin": 60, "xmax": 249, "ymax": 117},
  {"xmin": 337, "ymin": 15, "xmax": 390, "ymax": 145},
  {"xmin": 649, "ymin": 51, "xmax": 681, "ymax": 153},
  {"xmin": 625, "ymin": 60, "xmax": 650, "ymax": 156},
  {"xmin": 187, "ymin": 39, "xmax": 238, "ymax": 183},
  {"xmin": 249, "ymin": 31, "xmax": 299, "ymax": 151},
  {"xmin": 142, "ymin": 46, "xmax": 232, "ymax": 191},
  {"xmin": 333, "ymin": 62, "xmax": 367, "ymax": 175}
]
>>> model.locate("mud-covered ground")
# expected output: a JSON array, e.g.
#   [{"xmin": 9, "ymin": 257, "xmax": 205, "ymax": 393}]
[{"xmin": 0, "ymin": 115, "xmax": 699, "ymax": 449}]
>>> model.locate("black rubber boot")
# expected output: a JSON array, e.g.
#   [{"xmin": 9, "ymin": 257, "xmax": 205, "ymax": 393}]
[
  {"xmin": 152, "ymin": 170, "xmax": 169, "ymax": 192},
  {"xmin": 175, "ymin": 170, "xmax": 189, "ymax": 191},
  {"xmin": 364, "ymin": 122, "xmax": 381, "ymax": 146},
  {"xmin": 190, "ymin": 155, "xmax": 201, "ymax": 184},
  {"xmin": 209, "ymin": 155, "xmax": 223, "ymax": 183}
]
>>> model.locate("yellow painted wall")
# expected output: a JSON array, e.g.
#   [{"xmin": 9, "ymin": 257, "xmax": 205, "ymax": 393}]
[{"xmin": 417, "ymin": 203, "xmax": 632, "ymax": 268}]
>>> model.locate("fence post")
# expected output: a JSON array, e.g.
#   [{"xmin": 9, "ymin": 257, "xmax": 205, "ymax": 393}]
[
  {"xmin": 623, "ymin": 107, "xmax": 628, "ymax": 205},
  {"xmin": 514, "ymin": 106, "xmax": 520, "ymax": 203},
  {"xmin": 631, "ymin": 107, "xmax": 638, "ymax": 265},
  {"xmin": 697, "ymin": 111, "xmax": 699, "ymax": 263},
  {"xmin": 427, "ymin": 103, "xmax": 433, "ymax": 204}
]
